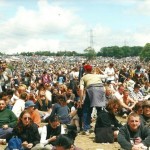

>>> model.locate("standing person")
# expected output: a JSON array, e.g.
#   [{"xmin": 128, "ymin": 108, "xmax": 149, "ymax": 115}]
[
  {"xmin": 0, "ymin": 99, "xmax": 17, "ymax": 140},
  {"xmin": 79, "ymin": 64, "xmax": 107, "ymax": 134},
  {"xmin": 69, "ymin": 67, "xmax": 79, "ymax": 94},
  {"xmin": 118, "ymin": 112, "xmax": 150, "ymax": 150},
  {"xmin": 7, "ymin": 110, "xmax": 40, "ymax": 150},
  {"xmin": 78, "ymin": 62, "xmax": 85, "ymax": 82}
]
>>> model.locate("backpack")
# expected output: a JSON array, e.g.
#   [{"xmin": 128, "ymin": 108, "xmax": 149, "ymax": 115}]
[{"xmin": 8, "ymin": 136, "xmax": 22, "ymax": 150}]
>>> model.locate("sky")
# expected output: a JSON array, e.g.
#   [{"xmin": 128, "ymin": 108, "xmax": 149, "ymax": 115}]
[{"xmin": 0, "ymin": 0, "xmax": 150, "ymax": 54}]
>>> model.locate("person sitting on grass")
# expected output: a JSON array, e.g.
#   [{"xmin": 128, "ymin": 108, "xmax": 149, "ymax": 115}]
[
  {"xmin": 25, "ymin": 100, "xmax": 41, "ymax": 127},
  {"xmin": 52, "ymin": 134, "xmax": 82, "ymax": 150},
  {"xmin": 6, "ymin": 110, "xmax": 40, "ymax": 150},
  {"xmin": 50, "ymin": 94, "xmax": 76, "ymax": 124},
  {"xmin": 118, "ymin": 112, "xmax": 150, "ymax": 150},
  {"xmin": 120, "ymin": 90, "xmax": 137, "ymax": 118},
  {"xmin": 140, "ymin": 100, "xmax": 150, "ymax": 127},
  {"xmin": 32, "ymin": 115, "xmax": 61, "ymax": 150},
  {"xmin": 0, "ymin": 99, "xmax": 17, "ymax": 142},
  {"xmin": 94, "ymin": 99, "xmax": 122, "ymax": 143}
]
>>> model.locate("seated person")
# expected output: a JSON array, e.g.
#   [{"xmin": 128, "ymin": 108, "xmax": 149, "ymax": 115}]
[
  {"xmin": 11, "ymin": 84, "xmax": 27, "ymax": 105},
  {"xmin": 70, "ymin": 102, "xmax": 80, "ymax": 132},
  {"xmin": 118, "ymin": 112, "xmax": 150, "ymax": 150},
  {"xmin": 133, "ymin": 101, "xmax": 143, "ymax": 115},
  {"xmin": 125, "ymin": 75, "xmax": 135, "ymax": 92},
  {"xmin": 35, "ymin": 89, "xmax": 52, "ymax": 121},
  {"xmin": 6, "ymin": 110, "xmax": 40, "ymax": 149},
  {"xmin": 1, "ymin": 90, "xmax": 14, "ymax": 110},
  {"xmin": 64, "ymin": 88, "xmax": 75, "ymax": 103},
  {"xmin": 140, "ymin": 100, "xmax": 150, "ymax": 127},
  {"xmin": 50, "ymin": 94, "xmax": 72, "ymax": 124},
  {"xmin": 113, "ymin": 84, "xmax": 133, "ymax": 113},
  {"xmin": 94, "ymin": 99, "xmax": 122, "ymax": 143},
  {"xmin": 120, "ymin": 90, "xmax": 137, "ymax": 118},
  {"xmin": 0, "ymin": 99, "xmax": 17, "ymax": 141},
  {"xmin": 25, "ymin": 100, "xmax": 41, "ymax": 127},
  {"xmin": 12, "ymin": 92, "xmax": 27, "ymax": 118},
  {"xmin": 130, "ymin": 84, "xmax": 144, "ymax": 101},
  {"xmin": 52, "ymin": 125, "xmax": 82, "ymax": 150},
  {"xmin": 140, "ymin": 81, "xmax": 150, "ymax": 97},
  {"xmin": 33, "ymin": 115, "xmax": 61, "ymax": 150},
  {"xmin": 52, "ymin": 134, "xmax": 82, "ymax": 150}
]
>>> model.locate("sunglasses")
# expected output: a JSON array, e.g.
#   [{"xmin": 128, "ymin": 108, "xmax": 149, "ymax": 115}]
[
  {"xmin": 0, "ymin": 103, "xmax": 5, "ymax": 105},
  {"xmin": 23, "ymin": 117, "xmax": 31, "ymax": 120}
]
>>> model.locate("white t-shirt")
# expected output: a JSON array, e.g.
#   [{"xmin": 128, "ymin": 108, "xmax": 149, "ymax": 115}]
[
  {"xmin": 104, "ymin": 67, "xmax": 115, "ymax": 81},
  {"xmin": 12, "ymin": 99, "xmax": 25, "ymax": 118}
]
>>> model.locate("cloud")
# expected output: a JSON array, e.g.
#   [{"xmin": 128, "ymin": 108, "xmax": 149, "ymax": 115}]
[
  {"xmin": 0, "ymin": 0, "xmax": 150, "ymax": 54},
  {"xmin": 133, "ymin": 0, "xmax": 150, "ymax": 15},
  {"xmin": 0, "ymin": 0, "xmax": 82, "ymax": 54}
]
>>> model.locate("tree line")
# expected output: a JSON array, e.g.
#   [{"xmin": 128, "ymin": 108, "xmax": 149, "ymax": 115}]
[{"xmin": 1, "ymin": 43, "xmax": 150, "ymax": 61}]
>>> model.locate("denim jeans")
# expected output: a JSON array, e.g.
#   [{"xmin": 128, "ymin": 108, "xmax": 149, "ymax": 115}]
[
  {"xmin": 0, "ymin": 127, "xmax": 13, "ymax": 139},
  {"xmin": 82, "ymin": 94, "xmax": 92, "ymax": 131}
]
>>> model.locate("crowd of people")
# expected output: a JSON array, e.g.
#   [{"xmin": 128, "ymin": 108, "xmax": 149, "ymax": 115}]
[{"xmin": 0, "ymin": 56, "xmax": 150, "ymax": 150}]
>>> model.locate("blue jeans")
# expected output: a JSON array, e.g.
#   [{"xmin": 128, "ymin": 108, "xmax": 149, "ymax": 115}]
[
  {"xmin": 0, "ymin": 128, "xmax": 13, "ymax": 139},
  {"xmin": 82, "ymin": 94, "xmax": 92, "ymax": 131}
]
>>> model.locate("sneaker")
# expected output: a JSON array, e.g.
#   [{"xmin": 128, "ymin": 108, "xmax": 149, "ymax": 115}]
[
  {"xmin": 81, "ymin": 130, "xmax": 90, "ymax": 136},
  {"xmin": 85, "ymin": 130, "xmax": 90, "ymax": 136},
  {"xmin": 89, "ymin": 129, "xmax": 94, "ymax": 133}
]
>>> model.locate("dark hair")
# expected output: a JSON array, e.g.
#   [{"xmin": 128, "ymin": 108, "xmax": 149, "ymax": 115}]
[
  {"xmin": 55, "ymin": 135, "xmax": 73, "ymax": 149},
  {"xmin": 57, "ymin": 94, "xmax": 66, "ymax": 102},
  {"xmin": 109, "ymin": 63, "xmax": 114, "ymax": 67},
  {"xmin": 133, "ymin": 101, "xmax": 143, "ymax": 112},
  {"xmin": 6, "ymin": 89, "xmax": 14, "ymax": 96},
  {"xmin": 66, "ymin": 124, "xmax": 77, "ymax": 142},
  {"xmin": 48, "ymin": 115, "xmax": 60, "ymax": 122}
]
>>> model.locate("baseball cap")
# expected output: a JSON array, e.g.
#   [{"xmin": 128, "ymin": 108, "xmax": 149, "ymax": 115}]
[{"xmin": 25, "ymin": 100, "xmax": 35, "ymax": 108}]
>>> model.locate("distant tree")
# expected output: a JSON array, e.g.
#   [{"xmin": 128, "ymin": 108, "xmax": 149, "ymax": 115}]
[
  {"xmin": 140, "ymin": 43, "xmax": 150, "ymax": 61},
  {"xmin": 130, "ymin": 46, "xmax": 142, "ymax": 56},
  {"xmin": 121, "ymin": 46, "xmax": 131, "ymax": 57},
  {"xmin": 84, "ymin": 47, "xmax": 96, "ymax": 60}
]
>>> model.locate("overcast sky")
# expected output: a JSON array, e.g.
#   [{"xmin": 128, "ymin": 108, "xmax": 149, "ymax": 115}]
[{"xmin": 0, "ymin": 0, "xmax": 150, "ymax": 54}]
